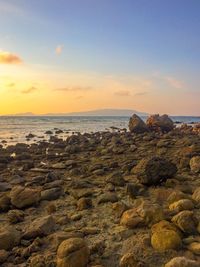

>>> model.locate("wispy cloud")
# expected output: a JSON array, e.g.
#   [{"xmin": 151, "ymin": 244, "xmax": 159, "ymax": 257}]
[
  {"xmin": 0, "ymin": 51, "xmax": 23, "ymax": 64},
  {"xmin": 114, "ymin": 90, "xmax": 131, "ymax": 96},
  {"xmin": 7, "ymin": 82, "xmax": 15, "ymax": 88},
  {"xmin": 54, "ymin": 86, "xmax": 92, "ymax": 92},
  {"xmin": 22, "ymin": 86, "xmax": 37, "ymax": 94},
  {"xmin": 75, "ymin": 95, "xmax": 84, "ymax": 99},
  {"xmin": 0, "ymin": 2, "xmax": 23, "ymax": 15},
  {"xmin": 55, "ymin": 45, "xmax": 64, "ymax": 55},
  {"xmin": 134, "ymin": 91, "xmax": 149, "ymax": 96},
  {"xmin": 165, "ymin": 76, "xmax": 184, "ymax": 89}
]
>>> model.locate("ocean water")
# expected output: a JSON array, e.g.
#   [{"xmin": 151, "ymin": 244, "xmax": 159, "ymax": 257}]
[{"xmin": 0, "ymin": 116, "xmax": 200, "ymax": 146}]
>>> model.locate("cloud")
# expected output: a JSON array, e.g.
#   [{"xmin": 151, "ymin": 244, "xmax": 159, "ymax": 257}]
[
  {"xmin": 0, "ymin": 51, "xmax": 22, "ymax": 64},
  {"xmin": 55, "ymin": 45, "xmax": 64, "ymax": 55},
  {"xmin": 0, "ymin": 2, "xmax": 23, "ymax": 15},
  {"xmin": 75, "ymin": 95, "xmax": 84, "ymax": 100},
  {"xmin": 165, "ymin": 76, "xmax": 184, "ymax": 89},
  {"xmin": 7, "ymin": 82, "xmax": 15, "ymax": 88},
  {"xmin": 114, "ymin": 90, "xmax": 131, "ymax": 96},
  {"xmin": 134, "ymin": 92, "xmax": 149, "ymax": 96},
  {"xmin": 54, "ymin": 86, "xmax": 92, "ymax": 92},
  {"xmin": 21, "ymin": 86, "xmax": 37, "ymax": 94}
]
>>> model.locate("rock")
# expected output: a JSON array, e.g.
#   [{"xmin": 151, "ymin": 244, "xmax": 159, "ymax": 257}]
[
  {"xmin": 0, "ymin": 182, "xmax": 11, "ymax": 192},
  {"xmin": 165, "ymin": 256, "xmax": 199, "ymax": 267},
  {"xmin": 151, "ymin": 220, "xmax": 181, "ymax": 236},
  {"xmin": 120, "ymin": 208, "xmax": 143, "ymax": 228},
  {"xmin": 77, "ymin": 197, "xmax": 92, "ymax": 210},
  {"xmin": 192, "ymin": 187, "xmax": 200, "ymax": 203},
  {"xmin": 133, "ymin": 156, "xmax": 177, "ymax": 185},
  {"xmin": 10, "ymin": 186, "xmax": 41, "ymax": 209},
  {"xmin": 29, "ymin": 254, "xmax": 45, "ymax": 267},
  {"xmin": 126, "ymin": 183, "xmax": 144, "ymax": 199},
  {"xmin": 71, "ymin": 214, "xmax": 82, "ymax": 221},
  {"xmin": 120, "ymin": 201, "xmax": 164, "ymax": 228},
  {"xmin": 46, "ymin": 203, "xmax": 57, "ymax": 214},
  {"xmin": 169, "ymin": 199, "xmax": 194, "ymax": 212},
  {"xmin": 52, "ymin": 162, "xmax": 66, "ymax": 169},
  {"xmin": 151, "ymin": 220, "xmax": 182, "ymax": 252},
  {"xmin": 23, "ymin": 215, "xmax": 55, "ymax": 239},
  {"xmin": 7, "ymin": 209, "xmax": 24, "ymax": 224},
  {"xmin": 146, "ymin": 114, "xmax": 174, "ymax": 132},
  {"xmin": 0, "ymin": 250, "xmax": 9, "ymax": 264},
  {"xmin": 112, "ymin": 202, "xmax": 129, "ymax": 218},
  {"xmin": 172, "ymin": 211, "xmax": 198, "ymax": 234},
  {"xmin": 119, "ymin": 252, "xmax": 143, "ymax": 267},
  {"xmin": 167, "ymin": 191, "xmax": 191, "ymax": 205},
  {"xmin": 57, "ymin": 238, "xmax": 89, "ymax": 267},
  {"xmin": 151, "ymin": 229, "xmax": 181, "ymax": 252},
  {"xmin": 190, "ymin": 156, "xmax": 200, "ymax": 173},
  {"xmin": 106, "ymin": 172, "xmax": 125, "ymax": 186},
  {"xmin": 0, "ymin": 193, "xmax": 10, "ymax": 211},
  {"xmin": 97, "ymin": 192, "xmax": 118, "ymax": 204},
  {"xmin": 128, "ymin": 114, "xmax": 148, "ymax": 133},
  {"xmin": 41, "ymin": 187, "xmax": 63, "ymax": 201},
  {"xmin": 188, "ymin": 242, "xmax": 200, "ymax": 255},
  {"xmin": 0, "ymin": 227, "xmax": 21, "ymax": 250}
]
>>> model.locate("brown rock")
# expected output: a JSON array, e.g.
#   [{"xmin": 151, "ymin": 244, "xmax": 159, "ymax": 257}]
[
  {"xmin": 10, "ymin": 186, "xmax": 41, "ymax": 209},
  {"xmin": 133, "ymin": 156, "xmax": 177, "ymax": 185},
  {"xmin": 57, "ymin": 238, "xmax": 89, "ymax": 267},
  {"xmin": 77, "ymin": 197, "xmax": 92, "ymax": 211},
  {"xmin": 190, "ymin": 156, "xmax": 200, "ymax": 173},
  {"xmin": 172, "ymin": 211, "xmax": 198, "ymax": 234},
  {"xmin": 0, "ymin": 193, "xmax": 10, "ymax": 211},
  {"xmin": 0, "ymin": 250, "xmax": 9, "ymax": 264},
  {"xmin": 0, "ymin": 227, "xmax": 21, "ymax": 250},
  {"xmin": 7, "ymin": 209, "xmax": 24, "ymax": 224},
  {"xmin": 146, "ymin": 114, "xmax": 174, "ymax": 132},
  {"xmin": 165, "ymin": 256, "xmax": 199, "ymax": 267},
  {"xmin": 120, "ymin": 252, "xmax": 143, "ymax": 267},
  {"xmin": 23, "ymin": 215, "xmax": 55, "ymax": 239},
  {"xmin": 128, "ymin": 114, "xmax": 148, "ymax": 133}
]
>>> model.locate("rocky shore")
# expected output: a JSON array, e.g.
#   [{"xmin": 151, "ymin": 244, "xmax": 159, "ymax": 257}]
[{"xmin": 0, "ymin": 114, "xmax": 200, "ymax": 267}]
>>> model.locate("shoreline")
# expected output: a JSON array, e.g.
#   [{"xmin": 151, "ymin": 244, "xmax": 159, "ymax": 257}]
[{"xmin": 0, "ymin": 117, "xmax": 200, "ymax": 266}]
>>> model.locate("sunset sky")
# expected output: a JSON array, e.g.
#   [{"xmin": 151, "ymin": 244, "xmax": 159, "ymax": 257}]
[{"xmin": 0, "ymin": 0, "xmax": 200, "ymax": 115}]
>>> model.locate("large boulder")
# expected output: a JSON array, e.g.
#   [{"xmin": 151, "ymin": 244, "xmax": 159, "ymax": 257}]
[
  {"xmin": 133, "ymin": 156, "xmax": 177, "ymax": 185},
  {"xmin": 57, "ymin": 238, "xmax": 89, "ymax": 267},
  {"xmin": 10, "ymin": 186, "xmax": 41, "ymax": 209},
  {"xmin": 146, "ymin": 114, "xmax": 174, "ymax": 132},
  {"xmin": 128, "ymin": 114, "xmax": 148, "ymax": 133},
  {"xmin": 0, "ymin": 227, "xmax": 21, "ymax": 250}
]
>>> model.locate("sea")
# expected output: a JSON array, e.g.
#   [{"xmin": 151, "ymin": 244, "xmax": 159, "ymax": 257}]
[{"xmin": 0, "ymin": 116, "xmax": 200, "ymax": 146}]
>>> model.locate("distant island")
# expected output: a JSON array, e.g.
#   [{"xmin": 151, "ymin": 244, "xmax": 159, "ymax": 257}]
[{"xmin": 2, "ymin": 109, "xmax": 149, "ymax": 117}]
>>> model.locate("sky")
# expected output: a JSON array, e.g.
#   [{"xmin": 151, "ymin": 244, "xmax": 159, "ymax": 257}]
[{"xmin": 0, "ymin": 0, "xmax": 200, "ymax": 115}]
